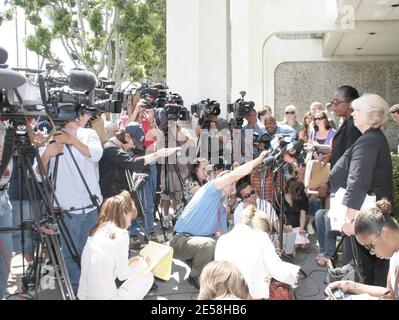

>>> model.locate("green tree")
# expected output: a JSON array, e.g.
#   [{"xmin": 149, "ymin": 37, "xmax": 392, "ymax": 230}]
[{"xmin": 9, "ymin": 0, "xmax": 166, "ymax": 89}]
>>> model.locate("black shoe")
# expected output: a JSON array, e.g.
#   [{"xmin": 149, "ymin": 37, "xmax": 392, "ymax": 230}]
[{"xmin": 188, "ymin": 276, "xmax": 199, "ymax": 290}]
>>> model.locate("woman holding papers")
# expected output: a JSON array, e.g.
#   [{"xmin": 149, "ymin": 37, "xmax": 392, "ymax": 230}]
[
  {"xmin": 78, "ymin": 191, "xmax": 154, "ymax": 300},
  {"xmin": 329, "ymin": 94, "xmax": 393, "ymax": 287},
  {"xmin": 326, "ymin": 200, "xmax": 399, "ymax": 300},
  {"xmin": 307, "ymin": 111, "xmax": 336, "ymax": 162}
]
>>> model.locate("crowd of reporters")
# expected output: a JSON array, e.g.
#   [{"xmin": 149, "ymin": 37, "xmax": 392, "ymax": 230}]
[{"xmin": 1, "ymin": 81, "xmax": 398, "ymax": 300}]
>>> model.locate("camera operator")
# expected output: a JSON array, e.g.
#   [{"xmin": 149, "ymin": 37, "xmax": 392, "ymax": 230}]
[
  {"xmin": 241, "ymin": 108, "xmax": 265, "ymax": 161},
  {"xmin": 34, "ymin": 117, "xmax": 103, "ymax": 292},
  {"xmin": 195, "ymin": 109, "xmax": 230, "ymax": 165},
  {"xmin": 170, "ymin": 150, "xmax": 268, "ymax": 288},
  {"xmin": 0, "ymin": 120, "xmax": 13, "ymax": 298}
]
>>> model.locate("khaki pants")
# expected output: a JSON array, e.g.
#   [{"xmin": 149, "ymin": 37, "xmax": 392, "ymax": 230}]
[{"xmin": 170, "ymin": 233, "xmax": 216, "ymax": 281}]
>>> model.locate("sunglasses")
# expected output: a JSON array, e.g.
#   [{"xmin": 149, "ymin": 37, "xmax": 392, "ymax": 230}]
[
  {"xmin": 314, "ymin": 117, "xmax": 325, "ymax": 121},
  {"xmin": 364, "ymin": 231, "xmax": 381, "ymax": 254},
  {"xmin": 331, "ymin": 99, "xmax": 347, "ymax": 106},
  {"xmin": 242, "ymin": 189, "xmax": 256, "ymax": 199},
  {"xmin": 285, "ymin": 111, "xmax": 295, "ymax": 115}
]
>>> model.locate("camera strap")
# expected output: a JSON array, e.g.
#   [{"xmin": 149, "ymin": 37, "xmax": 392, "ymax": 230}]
[{"xmin": 0, "ymin": 126, "xmax": 16, "ymax": 179}]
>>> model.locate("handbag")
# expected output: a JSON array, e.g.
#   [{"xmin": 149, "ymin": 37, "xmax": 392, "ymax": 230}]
[
  {"xmin": 269, "ymin": 278, "xmax": 294, "ymax": 300},
  {"xmin": 304, "ymin": 159, "xmax": 330, "ymax": 191}
]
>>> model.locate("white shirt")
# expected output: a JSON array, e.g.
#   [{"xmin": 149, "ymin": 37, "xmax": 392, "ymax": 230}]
[
  {"xmin": 389, "ymin": 250, "xmax": 399, "ymax": 299},
  {"xmin": 215, "ymin": 224, "xmax": 300, "ymax": 299},
  {"xmin": 78, "ymin": 222, "xmax": 149, "ymax": 300},
  {"xmin": 35, "ymin": 128, "xmax": 103, "ymax": 213},
  {"xmin": 234, "ymin": 198, "xmax": 278, "ymax": 226}
]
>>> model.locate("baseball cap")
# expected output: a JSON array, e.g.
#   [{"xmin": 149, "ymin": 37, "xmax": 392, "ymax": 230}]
[{"xmin": 125, "ymin": 122, "xmax": 145, "ymax": 151}]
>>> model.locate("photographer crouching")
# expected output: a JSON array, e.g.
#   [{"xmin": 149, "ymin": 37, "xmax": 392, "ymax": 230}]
[{"xmin": 170, "ymin": 150, "xmax": 268, "ymax": 289}]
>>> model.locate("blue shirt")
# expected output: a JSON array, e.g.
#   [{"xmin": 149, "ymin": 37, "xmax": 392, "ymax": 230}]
[{"xmin": 174, "ymin": 180, "xmax": 223, "ymax": 236}]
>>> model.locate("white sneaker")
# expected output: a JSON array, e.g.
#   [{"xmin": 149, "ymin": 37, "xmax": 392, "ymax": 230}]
[{"xmin": 307, "ymin": 223, "xmax": 315, "ymax": 235}]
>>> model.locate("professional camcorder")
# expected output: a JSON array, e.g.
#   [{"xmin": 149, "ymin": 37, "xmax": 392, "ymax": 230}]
[
  {"xmin": 191, "ymin": 99, "xmax": 221, "ymax": 129},
  {"xmin": 227, "ymin": 91, "xmax": 255, "ymax": 129}
]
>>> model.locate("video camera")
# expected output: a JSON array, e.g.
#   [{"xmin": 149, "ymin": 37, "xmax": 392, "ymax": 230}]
[
  {"xmin": 227, "ymin": 91, "xmax": 255, "ymax": 129},
  {"xmin": 190, "ymin": 99, "xmax": 221, "ymax": 129}
]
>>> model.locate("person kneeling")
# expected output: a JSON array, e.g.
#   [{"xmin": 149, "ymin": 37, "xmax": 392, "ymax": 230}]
[{"xmin": 78, "ymin": 191, "xmax": 154, "ymax": 300}]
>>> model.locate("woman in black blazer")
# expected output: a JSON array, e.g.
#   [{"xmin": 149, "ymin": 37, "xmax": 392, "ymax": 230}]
[{"xmin": 329, "ymin": 93, "xmax": 393, "ymax": 286}]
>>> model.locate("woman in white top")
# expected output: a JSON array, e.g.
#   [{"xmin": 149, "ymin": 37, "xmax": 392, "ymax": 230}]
[
  {"xmin": 326, "ymin": 199, "xmax": 399, "ymax": 300},
  {"xmin": 78, "ymin": 191, "xmax": 154, "ymax": 300},
  {"xmin": 215, "ymin": 206, "xmax": 300, "ymax": 299}
]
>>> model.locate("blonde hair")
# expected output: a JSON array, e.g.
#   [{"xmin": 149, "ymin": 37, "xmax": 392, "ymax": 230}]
[
  {"xmin": 89, "ymin": 191, "xmax": 137, "ymax": 237},
  {"xmin": 198, "ymin": 261, "xmax": 250, "ymax": 300},
  {"xmin": 241, "ymin": 205, "xmax": 271, "ymax": 233},
  {"xmin": 352, "ymin": 94, "xmax": 389, "ymax": 129}
]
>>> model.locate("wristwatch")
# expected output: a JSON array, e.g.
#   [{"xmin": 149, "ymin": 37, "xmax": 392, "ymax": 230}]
[{"xmin": 344, "ymin": 217, "xmax": 356, "ymax": 224}]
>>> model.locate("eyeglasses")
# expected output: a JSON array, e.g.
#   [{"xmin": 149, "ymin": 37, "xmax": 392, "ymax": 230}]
[
  {"xmin": 285, "ymin": 111, "xmax": 295, "ymax": 115},
  {"xmin": 331, "ymin": 99, "xmax": 348, "ymax": 106},
  {"xmin": 314, "ymin": 117, "xmax": 325, "ymax": 121},
  {"xmin": 242, "ymin": 189, "xmax": 256, "ymax": 199},
  {"xmin": 364, "ymin": 231, "xmax": 381, "ymax": 254}
]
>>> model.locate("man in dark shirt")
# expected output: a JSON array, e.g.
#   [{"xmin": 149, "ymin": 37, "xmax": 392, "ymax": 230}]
[{"xmin": 99, "ymin": 122, "xmax": 179, "ymax": 244}]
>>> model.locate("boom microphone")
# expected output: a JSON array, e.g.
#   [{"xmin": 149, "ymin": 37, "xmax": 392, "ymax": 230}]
[
  {"xmin": 68, "ymin": 68, "xmax": 97, "ymax": 92},
  {"xmin": 0, "ymin": 68, "xmax": 27, "ymax": 89},
  {"xmin": 0, "ymin": 47, "xmax": 8, "ymax": 65}
]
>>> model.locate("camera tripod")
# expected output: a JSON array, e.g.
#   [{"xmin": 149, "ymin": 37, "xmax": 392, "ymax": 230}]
[
  {"xmin": 0, "ymin": 122, "xmax": 78, "ymax": 300},
  {"xmin": 269, "ymin": 160, "xmax": 308, "ymax": 279},
  {"xmin": 159, "ymin": 122, "xmax": 186, "ymax": 239}
]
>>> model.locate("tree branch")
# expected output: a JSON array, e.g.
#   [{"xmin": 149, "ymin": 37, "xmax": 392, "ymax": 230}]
[
  {"xmin": 61, "ymin": 37, "xmax": 79, "ymax": 69},
  {"xmin": 76, "ymin": 0, "xmax": 86, "ymax": 57}
]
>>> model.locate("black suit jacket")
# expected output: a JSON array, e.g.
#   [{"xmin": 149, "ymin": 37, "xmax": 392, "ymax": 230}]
[
  {"xmin": 330, "ymin": 116, "xmax": 362, "ymax": 168},
  {"xmin": 329, "ymin": 128, "xmax": 393, "ymax": 210}
]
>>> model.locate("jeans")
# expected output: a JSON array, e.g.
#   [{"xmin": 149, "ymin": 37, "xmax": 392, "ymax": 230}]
[
  {"xmin": 308, "ymin": 197, "xmax": 321, "ymax": 217},
  {"xmin": 0, "ymin": 191, "xmax": 13, "ymax": 298},
  {"xmin": 60, "ymin": 209, "xmax": 98, "ymax": 291},
  {"xmin": 130, "ymin": 164, "xmax": 156, "ymax": 236},
  {"xmin": 11, "ymin": 200, "xmax": 41, "ymax": 256},
  {"xmin": 315, "ymin": 209, "xmax": 336, "ymax": 258}
]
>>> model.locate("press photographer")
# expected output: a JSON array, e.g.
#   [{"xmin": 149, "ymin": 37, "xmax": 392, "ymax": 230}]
[
  {"xmin": 34, "ymin": 115, "xmax": 103, "ymax": 293},
  {"xmin": 99, "ymin": 122, "xmax": 180, "ymax": 245},
  {"xmin": 170, "ymin": 150, "xmax": 268, "ymax": 289}
]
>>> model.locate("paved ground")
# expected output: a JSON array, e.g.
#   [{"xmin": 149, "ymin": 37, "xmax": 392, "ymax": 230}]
[{"xmin": 4, "ymin": 221, "xmax": 328, "ymax": 300}]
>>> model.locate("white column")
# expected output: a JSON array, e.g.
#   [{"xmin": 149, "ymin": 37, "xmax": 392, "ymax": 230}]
[{"xmin": 167, "ymin": 0, "xmax": 230, "ymax": 116}]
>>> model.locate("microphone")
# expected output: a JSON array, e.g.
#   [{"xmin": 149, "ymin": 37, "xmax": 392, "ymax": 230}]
[
  {"xmin": 0, "ymin": 47, "xmax": 8, "ymax": 64},
  {"xmin": 0, "ymin": 68, "xmax": 27, "ymax": 89},
  {"xmin": 68, "ymin": 68, "xmax": 97, "ymax": 92},
  {"xmin": 287, "ymin": 140, "xmax": 304, "ymax": 157}
]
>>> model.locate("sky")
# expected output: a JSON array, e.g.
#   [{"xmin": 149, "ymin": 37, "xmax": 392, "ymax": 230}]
[{"xmin": 0, "ymin": 4, "xmax": 74, "ymax": 71}]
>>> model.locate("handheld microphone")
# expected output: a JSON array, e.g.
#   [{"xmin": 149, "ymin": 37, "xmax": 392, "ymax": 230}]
[
  {"xmin": 68, "ymin": 68, "xmax": 97, "ymax": 92},
  {"xmin": 0, "ymin": 68, "xmax": 27, "ymax": 89}
]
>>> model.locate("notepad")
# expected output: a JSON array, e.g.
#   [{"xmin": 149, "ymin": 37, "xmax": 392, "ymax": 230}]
[{"xmin": 138, "ymin": 241, "xmax": 174, "ymax": 281}]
